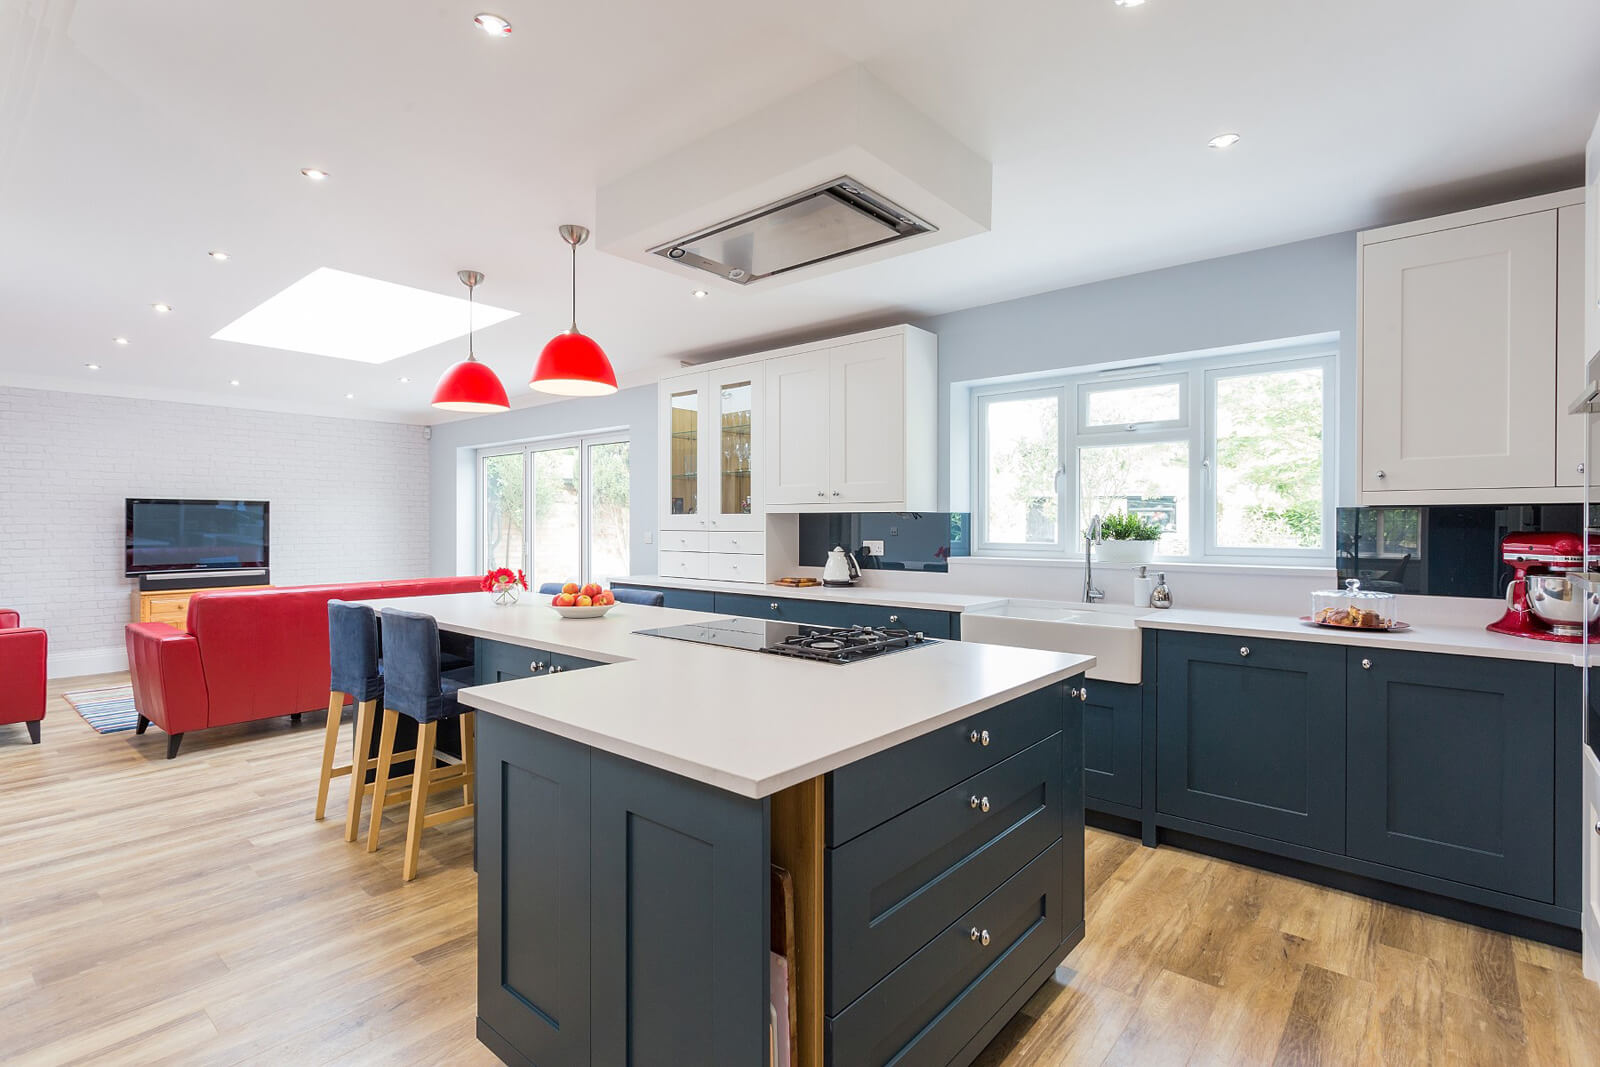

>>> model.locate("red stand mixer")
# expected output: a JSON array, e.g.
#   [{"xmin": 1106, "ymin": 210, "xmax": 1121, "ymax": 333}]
[{"xmin": 1486, "ymin": 531, "xmax": 1600, "ymax": 642}]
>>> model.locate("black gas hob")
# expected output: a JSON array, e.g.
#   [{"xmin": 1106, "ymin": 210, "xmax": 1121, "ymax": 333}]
[{"xmin": 635, "ymin": 618, "xmax": 936, "ymax": 664}]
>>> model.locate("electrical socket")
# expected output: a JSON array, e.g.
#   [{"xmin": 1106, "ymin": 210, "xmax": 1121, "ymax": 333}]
[
  {"xmin": 644, "ymin": 531, "xmax": 654, "ymax": 544},
  {"xmin": 862, "ymin": 540, "xmax": 886, "ymax": 557}
]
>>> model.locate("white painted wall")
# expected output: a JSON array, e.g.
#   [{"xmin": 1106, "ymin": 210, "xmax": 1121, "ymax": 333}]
[{"xmin": 0, "ymin": 386, "xmax": 433, "ymax": 677}]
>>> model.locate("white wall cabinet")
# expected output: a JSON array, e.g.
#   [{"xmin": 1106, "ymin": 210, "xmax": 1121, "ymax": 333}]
[
  {"xmin": 765, "ymin": 329, "xmax": 937, "ymax": 510},
  {"xmin": 1358, "ymin": 189, "xmax": 1585, "ymax": 504},
  {"xmin": 658, "ymin": 364, "xmax": 767, "ymax": 534},
  {"xmin": 1557, "ymin": 204, "xmax": 1588, "ymax": 486}
]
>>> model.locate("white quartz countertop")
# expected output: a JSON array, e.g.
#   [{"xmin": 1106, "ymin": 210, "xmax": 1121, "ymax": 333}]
[
  {"xmin": 358, "ymin": 593, "xmax": 1094, "ymax": 799},
  {"xmin": 611, "ymin": 574, "xmax": 1006, "ymax": 613},
  {"xmin": 1136, "ymin": 609, "xmax": 1584, "ymax": 666}
]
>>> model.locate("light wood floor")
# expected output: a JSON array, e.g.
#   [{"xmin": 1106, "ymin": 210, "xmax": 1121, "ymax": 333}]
[{"xmin": 3, "ymin": 675, "xmax": 1598, "ymax": 1066}]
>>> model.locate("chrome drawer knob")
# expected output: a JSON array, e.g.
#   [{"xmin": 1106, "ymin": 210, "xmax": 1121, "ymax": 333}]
[
  {"xmin": 969, "ymin": 729, "xmax": 990, "ymax": 746},
  {"xmin": 832, "ymin": 491, "xmax": 841, "ymax": 497},
  {"xmin": 969, "ymin": 927, "xmax": 980, "ymax": 942},
  {"xmin": 1239, "ymin": 647, "xmax": 1250, "ymax": 657},
  {"xmin": 1070, "ymin": 686, "xmax": 1089, "ymax": 702},
  {"xmin": 970, "ymin": 795, "xmax": 989, "ymax": 813},
  {"xmin": 979, "ymin": 929, "xmax": 991, "ymax": 946},
  {"xmin": 1375, "ymin": 469, "xmax": 1386, "ymax": 479},
  {"xmin": 1361, "ymin": 658, "xmax": 1372, "ymax": 670},
  {"xmin": 817, "ymin": 491, "xmax": 825, "ymax": 498},
  {"xmin": 1595, "ymin": 820, "xmax": 1600, "ymax": 837},
  {"xmin": 530, "ymin": 661, "xmax": 547, "ymax": 672},
  {"xmin": 550, "ymin": 665, "xmax": 564, "ymax": 674},
  {"xmin": 889, "ymin": 615, "xmax": 899, "ymax": 624},
  {"xmin": 770, "ymin": 602, "xmax": 780, "ymax": 611}
]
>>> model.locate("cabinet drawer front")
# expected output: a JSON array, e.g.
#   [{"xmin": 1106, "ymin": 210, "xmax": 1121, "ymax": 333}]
[
  {"xmin": 709, "ymin": 531, "xmax": 763, "ymax": 555},
  {"xmin": 659, "ymin": 530, "xmax": 710, "ymax": 553},
  {"xmin": 828, "ymin": 841, "xmax": 1065, "ymax": 1067},
  {"xmin": 476, "ymin": 638, "xmax": 549, "ymax": 684},
  {"xmin": 148, "ymin": 604, "xmax": 190, "ymax": 628},
  {"xmin": 829, "ymin": 683, "xmax": 1064, "ymax": 846},
  {"xmin": 708, "ymin": 552, "xmax": 763, "ymax": 583},
  {"xmin": 1347, "ymin": 651, "xmax": 1556, "ymax": 901},
  {"xmin": 1155, "ymin": 633, "xmax": 1346, "ymax": 853},
  {"xmin": 657, "ymin": 550, "xmax": 710, "ymax": 579},
  {"xmin": 827, "ymin": 733, "xmax": 1063, "ymax": 1011},
  {"xmin": 839, "ymin": 603, "xmax": 952, "ymax": 640},
  {"xmin": 712, "ymin": 592, "xmax": 835, "ymax": 624}
]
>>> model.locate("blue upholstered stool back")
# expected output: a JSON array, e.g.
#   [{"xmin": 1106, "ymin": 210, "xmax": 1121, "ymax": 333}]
[
  {"xmin": 537, "ymin": 582, "xmax": 663, "ymax": 607},
  {"xmin": 328, "ymin": 601, "xmax": 382, "ymax": 702},
  {"xmin": 381, "ymin": 609, "xmax": 453, "ymax": 723}
]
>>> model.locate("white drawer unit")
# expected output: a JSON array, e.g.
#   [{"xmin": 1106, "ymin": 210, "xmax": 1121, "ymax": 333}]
[
  {"xmin": 710, "ymin": 531, "xmax": 763, "ymax": 555},
  {"xmin": 659, "ymin": 530, "xmax": 711, "ymax": 553},
  {"xmin": 709, "ymin": 552, "xmax": 763, "ymax": 583},
  {"xmin": 656, "ymin": 551, "xmax": 711, "ymax": 580}
]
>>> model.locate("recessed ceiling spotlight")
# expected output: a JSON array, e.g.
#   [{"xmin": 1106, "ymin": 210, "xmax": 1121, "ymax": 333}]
[
  {"xmin": 345, "ymin": 392, "xmax": 355, "ymax": 399},
  {"xmin": 1208, "ymin": 132, "xmax": 1242, "ymax": 149},
  {"xmin": 229, "ymin": 379, "xmax": 241, "ymax": 386},
  {"xmin": 300, "ymin": 167, "xmax": 329, "ymax": 181},
  {"xmin": 85, "ymin": 363, "xmax": 100, "ymax": 370},
  {"xmin": 1113, "ymin": 0, "xmax": 1147, "ymax": 7},
  {"xmin": 398, "ymin": 376, "xmax": 412, "ymax": 383},
  {"xmin": 474, "ymin": 13, "xmax": 512, "ymax": 35},
  {"xmin": 152, "ymin": 303, "xmax": 172, "ymax": 313},
  {"xmin": 208, "ymin": 250, "xmax": 230, "ymax": 261},
  {"xmin": 113, "ymin": 336, "xmax": 130, "ymax": 345},
  {"xmin": 691, "ymin": 288, "xmax": 709, "ymax": 299}
]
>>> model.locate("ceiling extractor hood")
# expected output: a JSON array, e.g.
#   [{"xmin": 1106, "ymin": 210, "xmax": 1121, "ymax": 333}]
[
  {"xmin": 598, "ymin": 68, "xmax": 991, "ymax": 291},
  {"xmin": 649, "ymin": 177, "xmax": 936, "ymax": 286}
]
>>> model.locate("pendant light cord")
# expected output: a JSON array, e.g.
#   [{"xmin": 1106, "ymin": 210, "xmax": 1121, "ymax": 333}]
[
  {"xmin": 570, "ymin": 239, "xmax": 578, "ymax": 333},
  {"xmin": 467, "ymin": 282, "xmax": 476, "ymax": 361}
]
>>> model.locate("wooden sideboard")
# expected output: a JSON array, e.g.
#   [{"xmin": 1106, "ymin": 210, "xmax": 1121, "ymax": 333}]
[{"xmin": 132, "ymin": 586, "xmax": 270, "ymax": 628}]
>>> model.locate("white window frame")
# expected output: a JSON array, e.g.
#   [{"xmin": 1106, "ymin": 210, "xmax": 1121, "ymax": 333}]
[
  {"xmin": 476, "ymin": 430, "xmax": 631, "ymax": 585},
  {"xmin": 970, "ymin": 342, "xmax": 1337, "ymax": 565}
]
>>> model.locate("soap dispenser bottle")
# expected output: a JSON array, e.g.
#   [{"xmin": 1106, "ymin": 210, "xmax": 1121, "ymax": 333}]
[
  {"xmin": 1150, "ymin": 573, "xmax": 1172, "ymax": 609},
  {"xmin": 1132, "ymin": 565, "xmax": 1154, "ymax": 608}
]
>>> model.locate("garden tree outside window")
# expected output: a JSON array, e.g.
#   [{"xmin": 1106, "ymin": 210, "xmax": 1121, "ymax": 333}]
[
  {"xmin": 973, "ymin": 343, "xmax": 1335, "ymax": 563},
  {"xmin": 480, "ymin": 433, "xmax": 631, "ymax": 587}
]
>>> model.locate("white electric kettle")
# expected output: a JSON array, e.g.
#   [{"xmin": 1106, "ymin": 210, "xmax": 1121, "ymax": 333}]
[{"xmin": 822, "ymin": 545, "xmax": 861, "ymax": 587}]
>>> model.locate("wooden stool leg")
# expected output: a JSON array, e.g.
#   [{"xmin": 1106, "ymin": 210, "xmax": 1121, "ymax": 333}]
[
  {"xmin": 315, "ymin": 691, "xmax": 344, "ymax": 821},
  {"xmin": 460, "ymin": 713, "xmax": 475, "ymax": 806},
  {"xmin": 366, "ymin": 709, "xmax": 400, "ymax": 853},
  {"xmin": 344, "ymin": 698, "xmax": 377, "ymax": 842},
  {"xmin": 403, "ymin": 721, "xmax": 438, "ymax": 882}
]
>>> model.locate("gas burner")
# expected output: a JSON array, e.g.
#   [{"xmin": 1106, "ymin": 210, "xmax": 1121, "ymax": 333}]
[{"xmin": 762, "ymin": 624, "xmax": 934, "ymax": 664}]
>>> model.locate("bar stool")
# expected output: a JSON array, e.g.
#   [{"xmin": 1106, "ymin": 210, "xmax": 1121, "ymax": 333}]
[
  {"xmin": 319, "ymin": 601, "xmax": 417, "ymax": 841},
  {"xmin": 365, "ymin": 609, "xmax": 476, "ymax": 881}
]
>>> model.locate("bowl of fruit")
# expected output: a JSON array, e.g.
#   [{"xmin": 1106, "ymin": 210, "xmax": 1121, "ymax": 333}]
[{"xmin": 549, "ymin": 582, "xmax": 616, "ymax": 619}]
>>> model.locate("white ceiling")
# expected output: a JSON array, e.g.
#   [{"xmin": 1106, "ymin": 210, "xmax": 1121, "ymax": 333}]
[{"xmin": 2, "ymin": 0, "xmax": 1596, "ymax": 424}]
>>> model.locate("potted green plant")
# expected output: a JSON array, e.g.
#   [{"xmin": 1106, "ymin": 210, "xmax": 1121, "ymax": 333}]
[{"xmin": 1093, "ymin": 511, "xmax": 1162, "ymax": 564}]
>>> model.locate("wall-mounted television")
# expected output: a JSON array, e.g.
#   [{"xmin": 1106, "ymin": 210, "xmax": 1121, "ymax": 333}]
[{"xmin": 125, "ymin": 498, "xmax": 270, "ymax": 577}]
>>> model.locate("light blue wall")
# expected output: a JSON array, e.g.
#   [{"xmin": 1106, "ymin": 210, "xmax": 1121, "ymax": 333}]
[
  {"xmin": 427, "ymin": 384, "xmax": 657, "ymax": 576},
  {"xmin": 919, "ymin": 231, "xmax": 1359, "ymax": 508},
  {"xmin": 427, "ymin": 233, "xmax": 1357, "ymax": 572}
]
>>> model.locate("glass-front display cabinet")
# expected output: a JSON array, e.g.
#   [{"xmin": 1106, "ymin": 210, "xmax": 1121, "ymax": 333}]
[{"xmin": 658, "ymin": 365, "xmax": 764, "ymax": 532}]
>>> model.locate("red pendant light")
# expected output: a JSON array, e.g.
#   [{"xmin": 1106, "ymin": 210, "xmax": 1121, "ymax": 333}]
[
  {"xmin": 432, "ymin": 269, "xmax": 511, "ymax": 413},
  {"xmin": 530, "ymin": 225, "xmax": 618, "ymax": 396}
]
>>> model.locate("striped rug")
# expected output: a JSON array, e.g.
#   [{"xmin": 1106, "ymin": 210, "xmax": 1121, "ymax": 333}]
[{"xmin": 63, "ymin": 685, "xmax": 141, "ymax": 734}]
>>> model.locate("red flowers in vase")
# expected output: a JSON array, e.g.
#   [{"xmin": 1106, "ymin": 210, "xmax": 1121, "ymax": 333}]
[{"xmin": 481, "ymin": 568, "xmax": 528, "ymax": 604}]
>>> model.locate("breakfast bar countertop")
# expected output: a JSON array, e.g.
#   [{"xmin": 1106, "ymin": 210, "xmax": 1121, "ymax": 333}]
[{"xmin": 357, "ymin": 592, "xmax": 1094, "ymax": 799}]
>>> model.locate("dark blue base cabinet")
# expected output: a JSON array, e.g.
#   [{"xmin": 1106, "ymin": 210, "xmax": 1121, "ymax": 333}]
[
  {"xmin": 1145, "ymin": 630, "xmax": 1582, "ymax": 945},
  {"xmin": 613, "ymin": 583, "xmax": 963, "ymax": 640},
  {"xmin": 475, "ymin": 660, "xmax": 1085, "ymax": 1066}
]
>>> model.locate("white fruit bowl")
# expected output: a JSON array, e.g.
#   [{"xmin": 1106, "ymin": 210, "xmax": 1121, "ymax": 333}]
[{"xmin": 550, "ymin": 603, "xmax": 614, "ymax": 619}]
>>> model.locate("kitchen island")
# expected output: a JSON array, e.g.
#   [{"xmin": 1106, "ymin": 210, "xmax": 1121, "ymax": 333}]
[{"xmin": 359, "ymin": 593, "xmax": 1095, "ymax": 1067}]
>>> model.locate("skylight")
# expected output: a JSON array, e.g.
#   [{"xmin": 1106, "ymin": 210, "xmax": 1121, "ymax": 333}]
[{"xmin": 211, "ymin": 268, "xmax": 518, "ymax": 363}]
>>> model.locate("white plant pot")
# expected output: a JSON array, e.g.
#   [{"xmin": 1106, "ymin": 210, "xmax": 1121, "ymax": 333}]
[{"xmin": 1094, "ymin": 539, "xmax": 1157, "ymax": 565}]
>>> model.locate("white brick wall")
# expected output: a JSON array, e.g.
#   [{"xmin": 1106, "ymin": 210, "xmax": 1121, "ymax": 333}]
[{"xmin": 0, "ymin": 386, "xmax": 432, "ymax": 676}]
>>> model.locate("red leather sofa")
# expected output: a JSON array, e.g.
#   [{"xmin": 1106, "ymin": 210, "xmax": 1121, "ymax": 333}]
[
  {"xmin": 1, "ymin": 609, "xmax": 47, "ymax": 744},
  {"xmin": 125, "ymin": 577, "xmax": 478, "ymax": 758}
]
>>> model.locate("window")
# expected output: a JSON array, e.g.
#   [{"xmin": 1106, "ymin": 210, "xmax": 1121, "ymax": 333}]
[
  {"xmin": 479, "ymin": 432, "xmax": 630, "ymax": 586},
  {"xmin": 972, "ymin": 344, "xmax": 1334, "ymax": 563}
]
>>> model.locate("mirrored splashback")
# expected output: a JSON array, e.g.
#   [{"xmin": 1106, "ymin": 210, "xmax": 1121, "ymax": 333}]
[
  {"xmin": 1336, "ymin": 504, "xmax": 1597, "ymax": 598},
  {"xmin": 797, "ymin": 512, "xmax": 970, "ymax": 573}
]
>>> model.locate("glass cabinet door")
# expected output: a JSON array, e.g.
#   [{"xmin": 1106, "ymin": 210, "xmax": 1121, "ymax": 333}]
[
  {"xmin": 661, "ymin": 375, "xmax": 707, "ymax": 529},
  {"xmin": 711, "ymin": 364, "xmax": 763, "ymax": 530}
]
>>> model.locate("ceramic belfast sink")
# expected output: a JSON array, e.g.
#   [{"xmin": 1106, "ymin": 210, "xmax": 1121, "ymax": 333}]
[{"xmin": 962, "ymin": 600, "xmax": 1150, "ymax": 684}]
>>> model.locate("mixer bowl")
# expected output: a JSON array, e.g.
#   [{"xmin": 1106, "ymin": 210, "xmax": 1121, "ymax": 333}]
[{"xmin": 1525, "ymin": 575, "xmax": 1600, "ymax": 635}]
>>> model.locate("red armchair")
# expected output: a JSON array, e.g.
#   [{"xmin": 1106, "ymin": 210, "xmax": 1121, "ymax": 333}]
[
  {"xmin": 1, "ymin": 609, "xmax": 47, "ymax": 744},
  {"xmin": 124, "ymin": 577, "xmax": 479, "ymax": 757}
]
